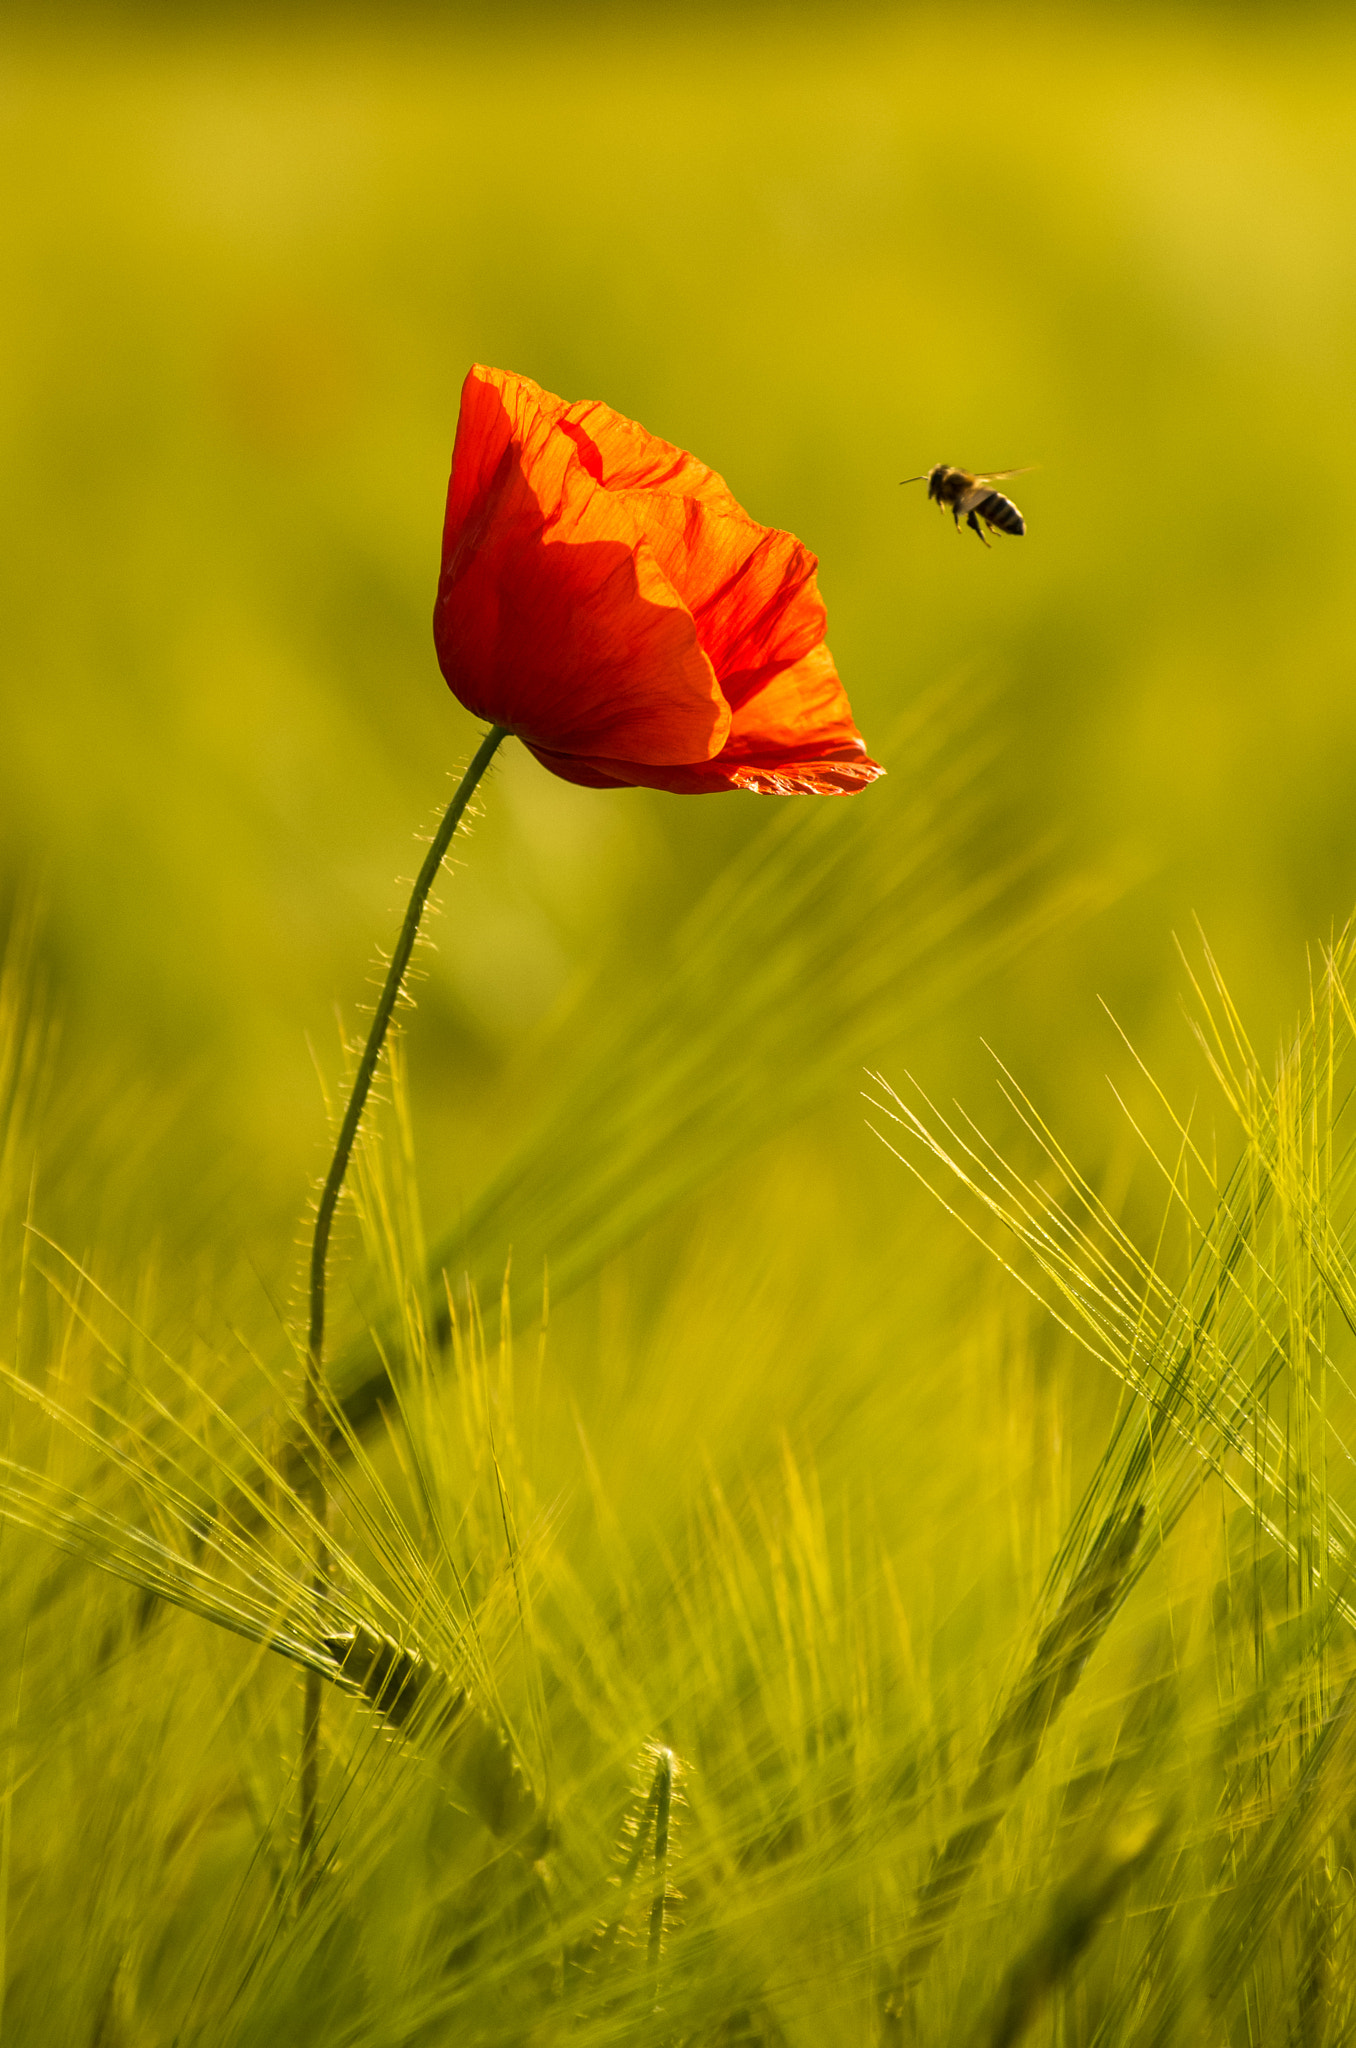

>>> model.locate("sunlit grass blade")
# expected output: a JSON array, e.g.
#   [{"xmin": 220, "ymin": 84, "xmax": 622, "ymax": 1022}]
[
  {"xmin": 881, "ymin": 1506, "xmax": 1145, "ymax": 2032},
  {"xmin": 871, "ymin": 906, "xmax": 1356, "ymax": 2041},
  {"xmin": 868, "ymin": 909, "xmax": 1356, "ymax": 1616}
]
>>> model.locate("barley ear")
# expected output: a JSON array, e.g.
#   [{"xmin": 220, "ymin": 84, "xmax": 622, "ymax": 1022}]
[
  {"xmin": 973, "ymin": 1812, "xmax": 1169, "ymax": 2048},
  {"xmin": 322, "ymin": 1622, "xmax": 548, "ymax": 1851}
]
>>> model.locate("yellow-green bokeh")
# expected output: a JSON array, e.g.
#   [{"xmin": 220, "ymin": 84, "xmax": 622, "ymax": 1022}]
[{"xmin": 4, "ymin": 0, "xmax": 1356, "ymax": 1269}]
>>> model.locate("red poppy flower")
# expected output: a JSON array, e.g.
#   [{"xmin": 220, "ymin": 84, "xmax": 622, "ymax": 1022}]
[{"xmin": 433, "ymin": 366, "xmax": 883, "ymax": 795}]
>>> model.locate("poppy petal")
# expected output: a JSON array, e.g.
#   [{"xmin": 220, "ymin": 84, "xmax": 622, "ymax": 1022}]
[
  {"xmin": 553, "ymin": 397, "xmax": 746, "ymax": 516},
  {"xmin": 520, "ymin": 746, "xmax": 630, "ymax": 790},
  {"xmin": 436, "ymin": 369, "xmax": 732, "ymax": 766},
  {"xmin": 435, "ymin": 366, "xmax": 881, "ymax": 797},
  {"xmin": 624, "ymin": 494, "xmax": 826, "ymax": 703},
  {"xmin": 537, "ymin": 645, "xmax": 882, "ymax": 794},
  {"xmin": 720, "ymin": 643, "xmax": 869, "ymax": 762},
  {"xmin": 539, "ymin": 746, "xmax": 883, "ymax": 796}
]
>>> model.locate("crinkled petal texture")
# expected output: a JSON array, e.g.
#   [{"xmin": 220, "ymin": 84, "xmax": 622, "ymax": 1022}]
[{"xmin": 434, "ymin": 366, "xmax": 883, "ymax": 795}]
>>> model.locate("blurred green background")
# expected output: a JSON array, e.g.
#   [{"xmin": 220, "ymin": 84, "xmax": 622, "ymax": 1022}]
[
  {"xmin": 9, "ymin": 17, "xmax": 1356, "ymax": 2035},
  {"xmin": 3, "ymin": 0, "xmax": 1356, "ymax": 1353}
]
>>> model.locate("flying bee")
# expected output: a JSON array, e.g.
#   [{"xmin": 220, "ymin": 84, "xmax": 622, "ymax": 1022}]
[{"xmin": 900, "ymin": 465, "xmax": 1033, "ymax": 546}]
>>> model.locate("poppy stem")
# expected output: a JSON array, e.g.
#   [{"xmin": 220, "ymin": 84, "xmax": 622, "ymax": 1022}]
[{"xmin": 298, "ymin": 719, "xmax": 510, "ymax": 1879}]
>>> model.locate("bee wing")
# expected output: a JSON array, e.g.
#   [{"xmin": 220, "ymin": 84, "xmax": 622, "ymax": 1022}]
[{"xmin": 971, "ymin": 466, "xmax": 1036, "ymax": 484}]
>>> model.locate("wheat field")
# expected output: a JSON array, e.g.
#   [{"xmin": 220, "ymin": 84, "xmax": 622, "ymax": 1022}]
[{"xmin": 4, "ymin": 4, "xmax": 1356, "ymax": 2042}]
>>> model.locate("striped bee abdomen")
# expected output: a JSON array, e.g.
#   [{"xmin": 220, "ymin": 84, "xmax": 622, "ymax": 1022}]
[{"xmin": 975, "ymin": 491, "xmax": 1024, "ymax": 536}]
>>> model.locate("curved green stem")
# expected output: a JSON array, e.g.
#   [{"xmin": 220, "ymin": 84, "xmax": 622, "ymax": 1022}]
[{"xmin": 298, "ymin": 720, "xmax": 509, "ymax": 1874}]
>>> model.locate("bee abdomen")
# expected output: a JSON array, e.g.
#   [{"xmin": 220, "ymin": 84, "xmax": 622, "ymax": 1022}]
[{"xmin": 977, "ymin": 491, "xmax": 1025, "ymax": 536}]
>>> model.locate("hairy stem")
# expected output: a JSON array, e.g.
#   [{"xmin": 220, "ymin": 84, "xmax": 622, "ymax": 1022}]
[
  {"xmin": 647, "ymin": 1747, "xmax": 674, "ymax": 1982},
  {"xmin": 298, "ymin": 721, "xmax": 509, "ymax": 1874}
]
